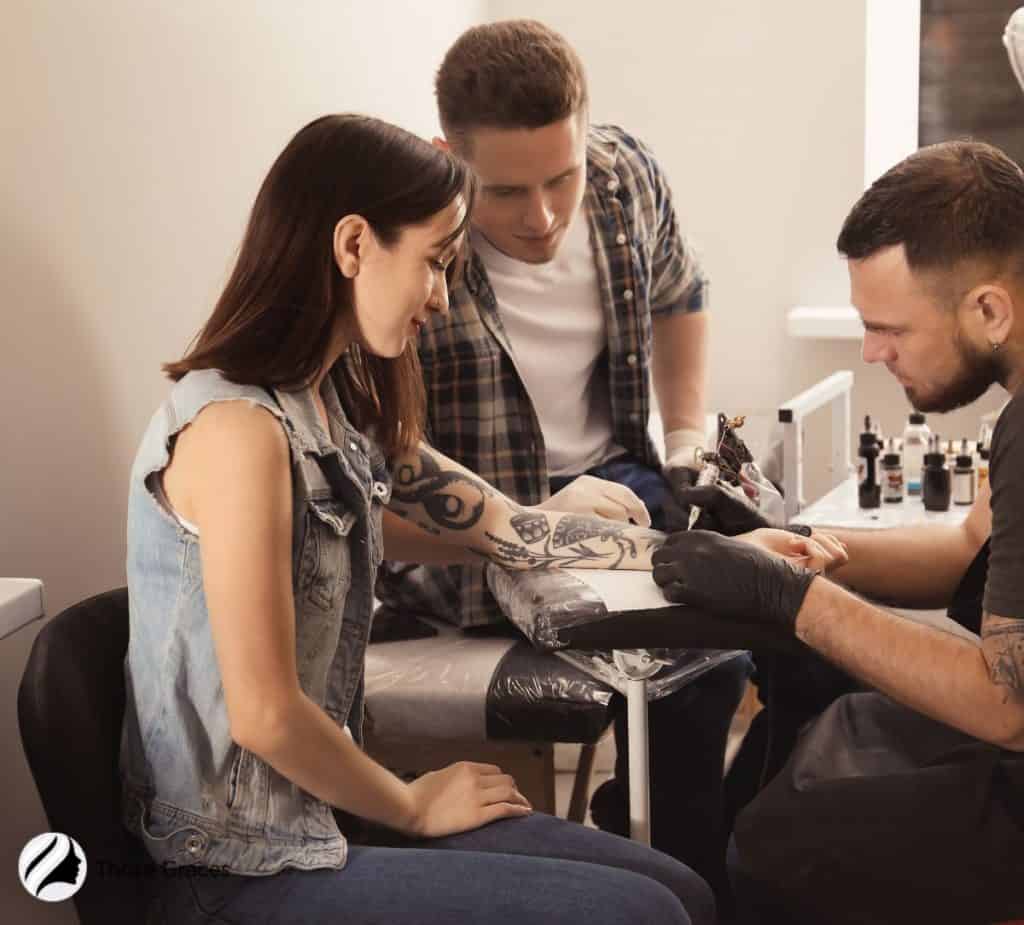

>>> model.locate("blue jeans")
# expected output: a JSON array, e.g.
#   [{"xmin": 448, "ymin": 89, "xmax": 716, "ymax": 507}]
[
  {"xmin": 153, "ymin": 813, "xmax": 714, "ymax": 924},
  {"xmin": 552, "ymin": 455, "xmax": 751, "ymax": 908}
]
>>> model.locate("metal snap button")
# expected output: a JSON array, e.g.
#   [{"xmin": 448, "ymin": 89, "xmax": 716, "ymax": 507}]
[
  {"xmin": 607, "ymin": 179, "xmax": 619, "ymax": 192},
  {"xmin": 626, "ymin": 353, "xmax": 638, "ymax": 367},
  {"xmin": 615, "ymin": 232, "xmax": 627, "ymax": 245},
  {"xmin": 623, "ymin": 289, "xmax": 633, "ymax": 301},
  {"xmin": 373, "ymin": 482, "xmax": 388, "ymax": 497},
  {"xmin": 185, "ymin": 833, "xmax": 206, "ymax": 855}
]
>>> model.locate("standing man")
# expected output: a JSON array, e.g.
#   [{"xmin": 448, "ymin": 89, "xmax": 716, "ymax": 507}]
[
  {"xmin": 376, "ymin": 19, "xmax": 748, "ymax": 898},
  {"xmin": 655, "ymin": 140, "xmax": 1024, "ymax": 924}
]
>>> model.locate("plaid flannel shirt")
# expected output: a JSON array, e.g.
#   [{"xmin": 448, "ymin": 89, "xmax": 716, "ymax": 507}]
[{"xmin": 377, "ymin": 124, "xmax": 708, "ymax": 627}]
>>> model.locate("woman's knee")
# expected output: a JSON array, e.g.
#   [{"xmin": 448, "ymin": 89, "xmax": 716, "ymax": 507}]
[{"xmin": 574, "ymin": 866, "xmax": 693, "ymax": 925}]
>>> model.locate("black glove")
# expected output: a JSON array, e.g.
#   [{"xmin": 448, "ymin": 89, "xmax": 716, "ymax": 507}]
[
  {"xmin": 651, "ymin": 530, "xmax": 818, "ymax": 632},
  {"xmin": 662, "ymin": 478, "xmax": 774, "ymax": 536}
]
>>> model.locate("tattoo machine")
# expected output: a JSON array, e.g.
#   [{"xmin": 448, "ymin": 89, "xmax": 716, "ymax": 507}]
[
  {"xmin": 685, "ymin": 413, "xmax": 784, "ymax": 528},
  {"xmin": 686, "ymin": 456, "xmax": 720, "ymax": 530}
]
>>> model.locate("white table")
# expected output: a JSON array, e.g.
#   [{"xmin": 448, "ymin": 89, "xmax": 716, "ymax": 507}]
[
  {"xmin": 797, "ymin": 476, "xmax": 969, "ymax": 531},
  {"xmin": 796, "ymin": 478, "xmax": 980, "ymax": 643},
  {"xmin": 0, "ymin": 579, "xmax": 45, "ymax": 640}
]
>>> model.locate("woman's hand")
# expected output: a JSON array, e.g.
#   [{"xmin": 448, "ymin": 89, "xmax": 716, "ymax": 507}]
[
  {"xmin": 736, "ymin": 528, "xmax": 849, "ymax": 574},
  {"xmin": 403, "ymin": 761, "xmax": 532, "ymax": 838},
  {"xmin": 536, "ymin": 475, "xmax": 651, "ymax": 527}
]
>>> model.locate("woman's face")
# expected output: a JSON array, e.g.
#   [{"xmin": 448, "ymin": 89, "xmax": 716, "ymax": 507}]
[{"xmin": 343, "ymin": 198, "xmax": 465, "ymax": 358}]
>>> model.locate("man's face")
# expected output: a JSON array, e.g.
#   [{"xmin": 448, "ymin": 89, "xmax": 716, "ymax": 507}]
[
  {"xmin": 457, "ymin": 114, "xmax": 588, "ymax": 264},
  {"xmin": 850, "ymin": 244, "xmax": 1003, "ymax": 413}
]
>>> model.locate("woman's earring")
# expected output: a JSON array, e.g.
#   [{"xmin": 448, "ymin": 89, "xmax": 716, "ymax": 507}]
[{"xmin": 991, "ymin": 340, "xmax": 1003, "ymax": 352}]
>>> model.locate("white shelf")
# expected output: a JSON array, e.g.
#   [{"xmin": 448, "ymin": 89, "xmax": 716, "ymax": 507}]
[
  {"xmin": 798, "ymin": 477, "xmax": 968, "ymax": 531},
  {"xmin": 787, "ymin": 306, "xmax": 863, "ymax": 340},
  {"xmin": 0, "ymin": 578, "xmax": 45, "ymax": 640}
]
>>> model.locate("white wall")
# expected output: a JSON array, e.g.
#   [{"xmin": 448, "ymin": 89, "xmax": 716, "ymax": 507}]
[{"xmin": 0, "ymin": 2, "xmax": 482, "ymax": 921}]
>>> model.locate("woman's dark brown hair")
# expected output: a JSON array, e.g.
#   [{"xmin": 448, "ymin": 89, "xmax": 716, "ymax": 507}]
[{"xmin": 164, "ymin": 114, "xmax": 475, "ymax": 457}]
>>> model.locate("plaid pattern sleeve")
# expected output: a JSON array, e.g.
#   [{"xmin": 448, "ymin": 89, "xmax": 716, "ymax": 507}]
[
  {"xmin": 610, "ymin": 129, "xmax": 708, "ymax": 318},
  {"xmin": 375, "ymin": 124, "xmax": 707, "ymax": 628}
]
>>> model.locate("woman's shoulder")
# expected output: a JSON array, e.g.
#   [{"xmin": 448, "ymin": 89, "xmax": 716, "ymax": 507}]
[{"xmin": 171, "ymin": 369, "xmax": 277, "ymax": 416}]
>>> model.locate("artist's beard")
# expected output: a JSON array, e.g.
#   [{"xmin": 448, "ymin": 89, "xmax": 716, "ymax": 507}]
[{"xmin": 905, "ymin": 329, "xmax": 1005, "ymax": 413}]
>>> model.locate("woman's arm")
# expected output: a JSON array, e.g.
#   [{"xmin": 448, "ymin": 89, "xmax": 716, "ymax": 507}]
[
  {"xmin": 166, "ymin": 402, "xmax": 530, "ymax": 835},
  {"xmin": 385, "ymin": 443, "xmax": 666, "ymax": 569}
]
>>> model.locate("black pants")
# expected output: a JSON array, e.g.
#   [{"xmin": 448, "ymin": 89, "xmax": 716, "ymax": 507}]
[{"xmin": 603, "ymin": 656, "xmax": 751, "ymax": 904}]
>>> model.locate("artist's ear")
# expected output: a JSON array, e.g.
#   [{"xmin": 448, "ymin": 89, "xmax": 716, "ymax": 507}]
[{"xmin": 968, "ymin": 283, "xmax": 1013, "ymax": 349}]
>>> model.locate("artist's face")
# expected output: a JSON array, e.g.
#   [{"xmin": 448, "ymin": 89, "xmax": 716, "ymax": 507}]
[
  {"xmin": 850, "ymin": 245, "xmax": 1003, "ymax": 413},
  {"xmin": 458, "ymin": 114, "xmax": 588, "ymax": 264}
]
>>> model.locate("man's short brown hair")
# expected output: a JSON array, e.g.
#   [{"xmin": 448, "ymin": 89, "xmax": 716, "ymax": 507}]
[
  {"xmin": 435, "ymin": 19, "xmax": 588, "ymax": 149},
  {"xmin": 837, "ymin": 140, "xmax": 1024, "ymax": 295}
]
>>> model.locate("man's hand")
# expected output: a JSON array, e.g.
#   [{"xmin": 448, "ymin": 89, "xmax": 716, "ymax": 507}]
[
  {"xmin": 652, "ymin": 530, "xmax": 820, "ymax": 631},
  {"xmin": 663, "ymin": 478, "xmax": 773, "ymax": 535}
]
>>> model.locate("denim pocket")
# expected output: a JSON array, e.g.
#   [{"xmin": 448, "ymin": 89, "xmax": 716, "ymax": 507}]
[
  {"xmin": 226, "ymin": 747, "xmax": 243, "ymax": 810},
  {"xmin": 301, "ymin": 499, "xmax": 355, "ymax": 611}
]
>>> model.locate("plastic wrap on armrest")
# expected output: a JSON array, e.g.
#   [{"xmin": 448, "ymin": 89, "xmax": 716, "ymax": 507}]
[
  {"xmin": 486, "ymin": 642, "xmax": 614, "ymax": 743},
  {"xmin": 554, "ymin": 648, "xmax": 747, "ymax": 702},
  {"xmin": 485, "ymin": 566, "xmax": 608, "ymax": 651}
]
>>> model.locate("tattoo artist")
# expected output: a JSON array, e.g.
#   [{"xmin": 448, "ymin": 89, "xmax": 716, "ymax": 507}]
[{"xmin": 656, "ymin": 141, "xmax": 1024, "ymax": 924}]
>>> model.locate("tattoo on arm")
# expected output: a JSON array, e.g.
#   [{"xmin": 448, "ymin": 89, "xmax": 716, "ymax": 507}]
[
  {"xmin": 391, "ymin": 448, "xmax": 494, "ymax": 534},
  {"xmin": 390, "ymin": 446, "xmax": 664, "ymax": 569},
  {"xmin": 489, "ymin": 513, "xmax": 664, "ymax": 570},
  {"xmin": 982, "ymin": 614, "xmax": 1024, "ymax": 702}
]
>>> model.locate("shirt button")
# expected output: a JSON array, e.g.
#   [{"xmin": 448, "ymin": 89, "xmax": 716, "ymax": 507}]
[
  {"xmin": 373, "ymin": 482, "xmax": 388, "ymax": 497},
  {"xmin": 623, "ymin": 289, "xmax": 633, "ymax": 301},
  {"xmin": 349, "ymin": 441, "xmax": 359, "ymax": 452},
  {"xmin": 629, "ymin": 412, "xmax": 641, "ymax": 424},
  {"xmin": 615, "ymin": 232, "xmax": 627, "ymax": 245},
  {"xmin": 626, "ymin": 353, "xmax": 638, "ymax": 367},
  {"xmin": 607, "ymin": 179, "xmax": 619, "ymax": 192}
]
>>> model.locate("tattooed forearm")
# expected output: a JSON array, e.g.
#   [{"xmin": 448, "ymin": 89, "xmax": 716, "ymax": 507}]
[
  {"xmin": 389, "ymin": 444, "xmax": 666, "ymax": 570},
  {"xmin": 391, "ymin": 447, "xmax": 495, "ymax": 533},
  {"xmin": 982, "ymin": 614, "xmax": 1024, "ymax": 701},
  {"xmin": 489, "ymin": 512, "xmax": 665, "ymax": 570}
]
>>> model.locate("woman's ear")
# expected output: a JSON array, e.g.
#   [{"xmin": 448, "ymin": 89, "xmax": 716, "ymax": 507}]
[{"xmin": 333, "ymin": 215, "xmax": 369, "ymax": 279}]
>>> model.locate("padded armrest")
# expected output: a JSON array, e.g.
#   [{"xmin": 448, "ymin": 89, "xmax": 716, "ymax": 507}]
[{"xmin": 487, "ymin": 565, "xmax": 805, "ymax": 655}]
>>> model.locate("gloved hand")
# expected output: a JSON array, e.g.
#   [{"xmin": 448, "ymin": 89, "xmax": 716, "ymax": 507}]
[
  {"xmin": 662, "ymin": 477, "xmax": 774, "ymax": 535},
  {"xmin": 651, "ymin": 530, "xmax": 819, "ymax": 632},
  {"xmin": 539, "ymin": 475, "xmax": 652, "ymax": 527}
]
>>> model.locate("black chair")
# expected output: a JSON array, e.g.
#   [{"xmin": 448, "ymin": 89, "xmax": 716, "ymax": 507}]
[{"xmin": 17, "ymin": 587, "xmax": 156, "ymax": 924}]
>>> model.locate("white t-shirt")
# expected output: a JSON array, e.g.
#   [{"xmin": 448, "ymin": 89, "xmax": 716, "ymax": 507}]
[{"xmin": 473, "ymin": 215, "xmax": 624, "ymax": 477}]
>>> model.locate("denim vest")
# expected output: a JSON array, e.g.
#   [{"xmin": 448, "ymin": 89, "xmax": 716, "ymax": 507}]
[{"xmin": 120, "ymin": 368, "xmax": 391, "ymax": 874}]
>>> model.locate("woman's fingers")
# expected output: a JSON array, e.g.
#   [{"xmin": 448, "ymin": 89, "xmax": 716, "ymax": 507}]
[
  {"xmin": 481, "ymin": 782, "xmax": 532, "ymax": 809},
  {"xmin": 479, "ymin": 801, "xmax": 533, "ymax": 825}
]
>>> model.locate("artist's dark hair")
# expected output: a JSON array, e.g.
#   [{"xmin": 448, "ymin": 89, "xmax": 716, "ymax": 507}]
[
  {"xmin": 164, "ymin": 114, "xmax": 475, "ymax": 457},
  {"xmin": 837, "ymin": 140, "xmax": 1024, "ymax": 292}
]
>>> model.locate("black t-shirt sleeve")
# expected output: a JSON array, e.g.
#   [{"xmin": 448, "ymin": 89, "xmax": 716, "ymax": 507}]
[{"xmin": 982, "ymin": 392, "xmax": 1024, "ymax": 619}]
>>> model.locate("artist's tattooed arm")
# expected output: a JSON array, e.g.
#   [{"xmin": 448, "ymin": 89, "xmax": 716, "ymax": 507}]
[
  {"xmin": 982, "ymin": 613, "xmax": 1024, "ymax": 704},
  {"xmin": 387, "ymin": 443, "xmax": 665, "ymax": 570}
]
